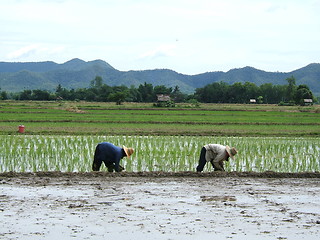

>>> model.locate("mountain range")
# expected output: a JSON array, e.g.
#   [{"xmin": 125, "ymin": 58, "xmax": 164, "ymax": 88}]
[{"xmin": 0, "ymin": 58, "xmax": 319, "ymax": 96}]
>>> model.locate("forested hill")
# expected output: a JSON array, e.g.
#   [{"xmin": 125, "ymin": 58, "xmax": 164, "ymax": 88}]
[{"xmin": 0, "ymin": 58, "xmax": 319, "ymax": 95}]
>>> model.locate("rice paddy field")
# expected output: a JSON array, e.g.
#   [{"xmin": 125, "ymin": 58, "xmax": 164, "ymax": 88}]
[
  {"xmin": 1, "ymin": 100, "xmax": 320, "ymax": 136},
  {"xmin": 1, "ymin": 101, "xmax": 320, "ymax": 240},
  {"xmin": 0, "ymin": 100, "xmax": 319, "ymax": 173},
  {"xmin": 0, "ymin": 135, "xmax": 319, "ymax": 173}
]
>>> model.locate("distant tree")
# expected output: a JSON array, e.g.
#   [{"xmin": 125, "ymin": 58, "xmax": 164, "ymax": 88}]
[
  {"xmin": 56, "ymin": 84, "xmax": 63, "ymax": 93},
  {"xmin": 127, "ymin": 85, "xmax": 141, "ymax": 102},
  {"xmin": 17, "ymin": 89, "xmax": 53, "ymax": 101},
  {"xmin": 19, "ymin": 90, "xmax": 32, "ymax": 100},
  {"xmin": 109, "ymin": 91, "xmax": 128, "ymax": 105},
  {"xmin": 138, "ymin": 82, "xmax": 154, "ymax": 102},
  {"xmin": 154, "ymin": 85, "xmax": 172, "ymax": 95},
  {"xmin": 243, "ymin": 82, "xmax": 259, "ymax": 102},
  {"xmin": 260, "ymin": 83, "xmax": 274, "ymax": 103},
  {"xmin": 98, "ymin": 84, "xmax": 113, "ymax": 102},
  {"xmin": 90, "ymin": 76, "xmax": 103, "ymax": 89},
  {"xmin": 84, "ymin": 89, "xmax": 97, "ymax": 101},
  {"xmin": 294, "ymin": 84, "xmax": 314, "ymax": 105},
  {"xmin": 171, "ymin": 85, "xmax": 187, "ymax": 102},
  {"xmin": 194, "ymin": 80, "xmax": 304, "ymax": 104},
  {"xmin": 195, "ymin": 82, "xmax": 228, "ymax": 103},
  {"xmin": 273, "ymin": 85, "xmax": 287, "ymax": 103},
  {"xmin": 259, "ymin": 83, "xmax": 287, "ymax": 104},
  {"xmin": 228, "ymin": 82, "xmax": 246, "ymax": 103},
  {"xmin": 286, "ymin": 76, "xmax": 297, "ymax": 102},
  {"xmin": 0, "ymin": 91, "xmax": 8, "ymax": 100},
  {"xmin": 68, "ymin": 89, "xmax": 76, "ymax": 101},
  {"xmin": 55, "ymin": 84, "xmax": 70, "ymax": 100},
  {"xmin": 253, "ymin": 83, "xmax": 288, "ymax": 104},
  {"xmin": 73, "ymin": 88, "xmax": 88, "ymax": 101},
  {"xmin": 32, "ymin": 89, "xmax": 51, "ymax": 100}
]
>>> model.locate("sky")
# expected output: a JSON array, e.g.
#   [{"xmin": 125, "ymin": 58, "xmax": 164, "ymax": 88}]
[{"xmin": 1, "ymin": 0, "xmax": 320, "ymax": 75}]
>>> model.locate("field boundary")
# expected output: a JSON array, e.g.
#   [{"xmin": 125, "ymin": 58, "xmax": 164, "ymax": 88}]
[
  {"xmin": 1, "ymin": 119, "xmax": 319, "ymax": 126},
  {"xmin": 1, "ymin": 171, "xmax": 320, "ymax": 178}
]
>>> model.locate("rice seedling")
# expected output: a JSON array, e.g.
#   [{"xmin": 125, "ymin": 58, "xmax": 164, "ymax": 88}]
[{"xmin": 0, "ymin": 135, "xmax": 319, "ymax": 173}]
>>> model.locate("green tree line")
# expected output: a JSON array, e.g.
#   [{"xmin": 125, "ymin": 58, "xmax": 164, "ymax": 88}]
[
  {"xmin": 195, "ymin": 76, "xmax": 315, "ymax": 105},
  {"xmin": 0, "ymin": 76, "xmax": 316, "ymax": 105}
]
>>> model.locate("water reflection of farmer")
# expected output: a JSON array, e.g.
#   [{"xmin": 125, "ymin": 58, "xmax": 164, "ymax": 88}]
[
  {"xmin": 92, "ymin": 142, "xmax": 134, "ymax": 172},
  {"xmin": 196, "ymin": 144, "xmax": 237, "ymax": 172}
]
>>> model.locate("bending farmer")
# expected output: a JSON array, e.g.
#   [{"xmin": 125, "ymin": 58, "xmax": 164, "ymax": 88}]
[
  {"xmin": 92, "ymin": 142, "xmax": 134, "ymax": 172},
  {"xmin": 196, "ymin": 144, "xmax": 237, "ymax": 172}
]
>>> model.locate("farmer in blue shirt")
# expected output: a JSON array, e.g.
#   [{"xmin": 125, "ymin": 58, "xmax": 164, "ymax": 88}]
[{"xmin": 92, "ymin": 142, "xmax": 134, "ymax": 172}]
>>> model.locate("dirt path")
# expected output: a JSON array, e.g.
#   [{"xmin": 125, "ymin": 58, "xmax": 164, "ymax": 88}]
[{"xmin": 1, "ymin": 172, "xmax": 320, "ymax": 239}]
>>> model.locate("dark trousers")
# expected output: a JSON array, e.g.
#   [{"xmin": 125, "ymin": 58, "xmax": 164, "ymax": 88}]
[
  {"xmin": 92, "ymin": 146, "xmax": 124, "ymax": 172},
  {"xmin": 92, "ymin": 146, "xmax": 102, "ymax": 171},
  {"xmin": 196, "ymin": 147, "xmax": 207, "ymax": 172},
  {"xmin": 197, "ymin": 147, "xmax": 221, "ymax": 172},
  {"xmin": 92, "ymin": 146, "xmax": 114, "ymax": 171}
]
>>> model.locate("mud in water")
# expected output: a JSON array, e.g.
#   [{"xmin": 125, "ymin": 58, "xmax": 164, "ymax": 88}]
[
  {"xmin": 1, "ymin": 171, "xmax": 320, "ymax": 178},
  {"xmin": 1, "ymin": 172, "xmax": 320, "ymax": 239}
]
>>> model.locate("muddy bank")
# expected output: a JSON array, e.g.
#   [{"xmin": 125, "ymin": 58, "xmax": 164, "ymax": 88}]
[
  {"xmin": 1, "ymin": 172, "xmax": 320, "ymax": 239},
  {"xmin": 1, "ymin": 171, "xmax": 320, "ymax": 179}
]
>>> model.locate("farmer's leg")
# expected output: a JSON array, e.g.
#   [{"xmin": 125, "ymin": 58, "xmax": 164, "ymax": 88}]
[
  {"xmin": 118, "ymin": 165, "xmax": 125, "ymax": 172},
  {"xmin": 103, "ymin": 162, "xmax": 124, "ymax": 172},
  {"xmin": 104, "ymin": 162, "xmax": 115, "ymax": 172},
  {"xmin": 196, "ymin": 147, "xmax": 207, "ymax": 172},
  {"xmin": 92, "ymin": 145, "xmax": 102, "ymax": 171}
]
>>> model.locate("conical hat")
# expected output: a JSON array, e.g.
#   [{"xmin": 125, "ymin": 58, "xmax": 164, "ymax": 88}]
[
  {"xmin": 123, "ymin": 146, "xmax": 134, "ymax": 158},
  {"xmin": 226, "ymin": 145, "xmax": 237, "ymax": 159}
]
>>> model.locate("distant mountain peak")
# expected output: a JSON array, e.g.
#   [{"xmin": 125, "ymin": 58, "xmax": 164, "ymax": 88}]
[
  {"xmin": 301, "ymin": 63, "xmax": 320, "ymax": 71},
  {"xmin": 0, "ymin": 59, "xmax": 319, "ymax": 95},
  {"xmin": 62, "ymin": 58, "xmax": 114, "ymax": 70},
  {"xmin": 64, "ymin": 58, "xmax": 86, "ymax": 64},
  {"xmin": 87, "ymin": 59, "xmax": 115, "ymax": 69},
  {"xmin": 61, "ymin": 58, "xmax": 87, "ymax": 70},
  {"xmin": 227, "ymin": 66, "xmax": 261, "ymax": 73}
]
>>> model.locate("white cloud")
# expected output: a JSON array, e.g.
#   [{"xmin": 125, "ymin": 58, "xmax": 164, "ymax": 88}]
[
  {"xmin": 6, "ymin": 44, "xmax": 66, "ymax": 61},
  {"xmin": 6, "ymin": 44, "xmax": 39, "ymax": 59}
]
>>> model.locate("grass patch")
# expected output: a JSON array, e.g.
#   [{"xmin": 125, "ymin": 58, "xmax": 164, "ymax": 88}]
[{"xmin": 0, "ymin": 101, "xmax": 319, "ymax": 136}]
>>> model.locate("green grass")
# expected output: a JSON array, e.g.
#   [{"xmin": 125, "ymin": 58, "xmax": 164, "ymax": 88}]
[
  {"xmin": 1, "ymin": 122, "xmax": 319, "ymax": 137},
  {"xmin": 2, "ymin": 106, "xmax": 319, "ymax": 124},
  {"xmin": 0, "ymin": 101, "xmax": 319, "ymax": 136}
]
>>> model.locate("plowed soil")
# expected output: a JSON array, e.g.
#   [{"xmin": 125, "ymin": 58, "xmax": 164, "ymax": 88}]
[{"xmin": 1, "ymin": 172, "xmax": 320, "ymax": 239}]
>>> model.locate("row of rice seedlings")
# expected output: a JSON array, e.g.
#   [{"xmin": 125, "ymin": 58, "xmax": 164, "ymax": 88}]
[
  {"xmin": 0, "ymin": 135, "xmax": 319, "ymax": 172},
  {"xmin": 225, "ymin": 137, "xmax": 320, "ymax": 172}
]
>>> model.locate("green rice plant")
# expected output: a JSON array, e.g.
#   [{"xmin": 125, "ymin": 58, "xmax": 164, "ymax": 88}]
[{"xmin": 0, "ymin": 135, "xmax": 319, "ymax": 173}]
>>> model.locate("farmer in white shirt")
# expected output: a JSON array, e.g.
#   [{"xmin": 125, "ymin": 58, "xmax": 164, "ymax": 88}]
[{"xmin": 196, "ymin": 144, "xmax": 237, "ymax": 172}]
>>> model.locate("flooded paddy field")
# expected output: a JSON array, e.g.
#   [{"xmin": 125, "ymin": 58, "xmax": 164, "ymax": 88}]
[{"xmin": 1, "ymin": 172, "xmax": 319, "ymax": 240}]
